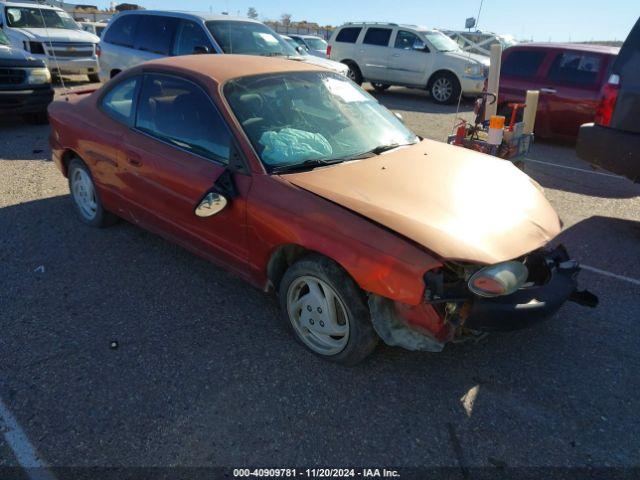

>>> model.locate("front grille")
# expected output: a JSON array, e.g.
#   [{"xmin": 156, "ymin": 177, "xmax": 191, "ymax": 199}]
[
  {"xmin": 44, "ymin": 42, "xmax": 94, "ymax": 59},
  {"xmin": 0, "ymin": 68, "xmax": 26, "ymax": 86}
]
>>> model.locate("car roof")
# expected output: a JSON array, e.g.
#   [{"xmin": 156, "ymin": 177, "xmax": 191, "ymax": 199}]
[
  {"xmin": 114, "ymin": 10, "xmax": 262, "ymax": 23},
  {"xmin": 338, "ymin": 22, "xmax": 434, "ymax": 32},
  {"xmin": 291, "ymin": 34, "xmax": 324, "ymax": 39},
  {"xmin": 138, "ymin": 54, "xmax": 325, "ymax": 84},
  {"xmin": 511, "ymin": 42, "xmax": 620, "ymax": 55}
]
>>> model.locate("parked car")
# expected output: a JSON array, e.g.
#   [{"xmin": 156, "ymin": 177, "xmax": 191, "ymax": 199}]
[
  {"xmin": 327, "ymin": 22, "xmax": 488, "ymax": 104},
  {"xmin": 576, "ymin": 18, "xmax": 640, "ymax": 182},
  {"xmin": 441, "ymin": 30, "xmax": 517, "ymax": 56},
  {"xmin": 48, "ymin": 55, "xmax": 594, "ymax": 364},
  {"xmin": 498, "ymin": 43, "xmax": 619, "ymax": 139},
  {"xmin": 80, "ymin": 21, "xmax": 107, "ymax": 38},
  {"xmin": 98, "ymin": 11, "xmax": 348, "ymax": 82},
  {"xmin": 280, "ymin": 34, "xmax": 348, "ymax": 73},
  {"xmin": 0, "ymin": 26, "xmax": 53, "ymax": 123},
  {"xmin": 287, "ymin": 33, "xmax": 328, "ymax": 58},
  {"xmin": 0, "ymin": 0, "xmax": 100, "ymax": 82}
]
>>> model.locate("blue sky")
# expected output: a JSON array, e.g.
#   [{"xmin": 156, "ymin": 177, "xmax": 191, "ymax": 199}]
[{"xmin": 101, "ymin": 0, "xmax": 637, "ymax": 42}]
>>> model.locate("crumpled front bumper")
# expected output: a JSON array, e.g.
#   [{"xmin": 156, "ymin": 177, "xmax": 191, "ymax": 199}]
[{"xmin": 464, "ymin": 258, "xmax": 579, "ymax": 332}]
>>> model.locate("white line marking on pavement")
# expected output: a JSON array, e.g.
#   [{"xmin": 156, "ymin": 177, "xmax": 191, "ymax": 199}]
[
  {"xmin": 0, "ymin": 395, "xmax": 56, "ymax": 480},
  {"xmin": 525, "ymin": 158, "xmax": 624, "ymax": 179},
  {"xmin": 582, "ymin": 264, "xmax": 640, "ymax": 286}
]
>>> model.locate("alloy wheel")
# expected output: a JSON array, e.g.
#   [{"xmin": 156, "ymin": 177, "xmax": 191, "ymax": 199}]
[
  {"xmin": 432, "ymin": 77, "xmax": 453, "ymax": 102},
  {"xmin": 286, "ymin": 275, "xmax": 350, "ymax": 355}
]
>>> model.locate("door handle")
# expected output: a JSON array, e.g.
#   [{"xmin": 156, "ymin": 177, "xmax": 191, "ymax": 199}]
[
  {"xmin": 540, "ymin": 88, "xmax": 557, "ymax": 94},
  {"xmin": 126, "ymin": 151, "xmax": 142, "ymax": 167}
]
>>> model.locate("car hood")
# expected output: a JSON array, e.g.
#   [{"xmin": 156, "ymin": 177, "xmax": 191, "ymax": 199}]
[
  {"xmin": 10, "ymin": 27, "xmax": 99, "ymax": 43},
  {"xmin": 444, "ymin": 50, "xmax": 489, "ymax": 66},
  {"xmin": 287, "ymin": 54, "xmax": 348, "ymax": 75},
  {"xmin": 283, "ymin": 140, "xmax": 561, "ymax": 264}
]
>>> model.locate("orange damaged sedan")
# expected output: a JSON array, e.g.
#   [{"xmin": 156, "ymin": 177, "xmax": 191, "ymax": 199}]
[{"xmin": 48, "ymin": 55, "xmax": 597, "ymax": 365}]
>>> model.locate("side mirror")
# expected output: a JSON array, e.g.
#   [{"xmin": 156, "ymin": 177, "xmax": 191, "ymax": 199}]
[
  {"xmin": 193, "ymin": 45, "xmax": 210, "ymax": 54},
  {"xmin": 195, "ymin": 192, "xmax": 227, "ymax": 217},
  {"xmin": 413, "ymin": 40, "xmax": 427, "ymax": 51},
  {"xmin": 394, "ymin": 112, "xmax": 404, "ymax": 123},
  {"xmin": 295, "ymin": 45, "xmax": 305, "ymax": 55}
]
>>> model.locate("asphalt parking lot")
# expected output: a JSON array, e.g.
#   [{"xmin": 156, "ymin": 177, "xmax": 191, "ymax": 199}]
[{"xmin": 1, "ymin": 80, "xmax": 639, "ymax": 476}]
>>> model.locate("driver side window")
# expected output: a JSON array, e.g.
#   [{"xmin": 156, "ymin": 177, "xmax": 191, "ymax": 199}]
[
  {"xmin": 173, "ymin": 20, "xmax": 212, "ymax": 56},
  {"xmin": 135, "ymin": 74, "xmax": 231, "ymax": 163},
  {"xmin": 395, "ymin": 30, "xmax": 420, "ymax": 50}
]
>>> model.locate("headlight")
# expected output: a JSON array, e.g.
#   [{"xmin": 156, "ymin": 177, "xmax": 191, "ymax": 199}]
[
  {"xmin": 26, "ymin": 68, "xmax": 51, "ymax": 85},
  {"xmin": 464, "ymin": 64, "xmax": 482, "ymax": 76},
  {"xmin": 468, "ymin": 261, "xmax": 529, "ymax": 297}
]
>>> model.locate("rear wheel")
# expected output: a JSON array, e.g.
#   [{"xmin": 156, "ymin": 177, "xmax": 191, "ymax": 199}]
[
  {"xmin": 429, "ymin": 72, "xmax": 460, "ymax": 105},
  {"xmin": 68, "ymin": 158, "xmax": 118, "ymax": 227},
  {"xmin": 371, "ymin": 82, "xmax": 390, "ymax": 92},
  {"xmin": 279, "ymin": 254, "xmax": 378, "ymax": 365},
  {"xmin": 343, "ymin": 61, "xmax": 363, "ymax": 86}
]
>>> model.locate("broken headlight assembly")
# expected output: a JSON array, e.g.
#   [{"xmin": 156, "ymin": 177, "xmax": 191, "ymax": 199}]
[{"xmin": 467, "ymin": 261, "xmax": 529, "ymax": 297}]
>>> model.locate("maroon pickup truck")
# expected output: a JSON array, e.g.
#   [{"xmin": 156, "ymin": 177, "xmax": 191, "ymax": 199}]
[{"xmin": 498, "ymin": 43, "xmax": 619, "ymax": 139}]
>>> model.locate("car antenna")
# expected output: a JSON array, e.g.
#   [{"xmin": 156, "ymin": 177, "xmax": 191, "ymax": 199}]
[
  {"xmin": 451, "ymin": 0, "xmax": 484, "ymax": 136},
  {"xmin": 34, "ymin": 1, "xmax": 70, "ymax": 100}
]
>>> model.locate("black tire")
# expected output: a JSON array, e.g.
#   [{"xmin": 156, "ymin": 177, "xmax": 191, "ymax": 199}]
[
  {"xmin": 279, "ymin": 254, "xmax": 379, "ymax": 365},
  {"xmin": 88, "ymin": 73, "xmax": 100, "ymax": 83},
  {"xmin": 68, "ymin": 158, "xmax": 118, "ymax": 228},
  {"xmin": 23, "ymin": 111, "xmax": 48, "ymax": 125},
  {"xmin": 428, "ymin": 71, "xmax": 461, "ymax": 105},
  {"xmin": 371, "ymin": 82, "xmax": 390, "ymax": 93},
  {"xmin": 343, "ymin": 61, "xmax": 363, "ymax": 86}
]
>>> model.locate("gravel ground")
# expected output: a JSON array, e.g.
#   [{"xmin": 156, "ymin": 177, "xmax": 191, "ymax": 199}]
[{"xmin": 1, "ymin": 80, "xmax": 639, "ymax": 476}]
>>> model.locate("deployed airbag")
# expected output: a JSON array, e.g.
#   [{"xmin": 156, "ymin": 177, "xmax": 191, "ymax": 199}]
[{"xmin": 259, "ymin": 128, "xmax": 332, "ymax": 165}]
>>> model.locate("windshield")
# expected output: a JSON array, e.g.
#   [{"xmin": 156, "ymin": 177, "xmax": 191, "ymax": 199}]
[
  {"xmin": 5, "ymin": 7, "xmax": 79, "ymax": 30},
  {"xmin": 206, "ymin": 21, "xmax": 298, "ymax": 57},
  {"xmin": 424, "ymin": 31, "xmax": 460, "ymax": 52},
  {"xmin": 0, "ymin": 29, "xmax": 10, "ymax": 45},
  {"xmin": 225, "ymin": 71, "xmax": 419, "ymax": 171},
  {"xmin": 304, "ymin": 37, "xmax": 327, "ymax": 50}
]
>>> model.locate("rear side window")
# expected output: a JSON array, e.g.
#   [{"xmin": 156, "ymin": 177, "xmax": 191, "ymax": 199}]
[
  {"xmin": 173, "ymin": 20, "xmax": 212, "ymax": 56},
  {"xmin": 335, "ymin": 27, "xmax": 361, "ymax": 44},
  {"xmin": 101, "ymin": 76, "xmax": 139, "ymax": 125},
  {"xmin": 136, "ymin": 74, "xmax": 230, "ymax": 163},
  {"xmin": 103, "ymin": 15, "xmax": 139, "ymax": 47},
  {"xmin": 363, "ymin": 28, "xmax": 392, "ymax": 47},
  {"xmin": 133, "ymin": 15, "xmax": 178, "ymax": 55},
  {"xmin": 548, "ymin": 52, "xmax": 602, "ymax": 86},
  {"xmin": 501, "ymin": 50, "xmax": 546, "ymax": 78}
]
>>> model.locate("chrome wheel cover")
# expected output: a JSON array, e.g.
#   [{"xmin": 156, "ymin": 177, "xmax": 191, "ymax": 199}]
[
  {"xmin": 432, "ymin": 77, "xmax": 453, "ymax": 102},
  {"xmin": 286, "ymin": 276, "xmax": 349, "ymax": 355},
  {"xmin": 71, "ymin": 168, "xmax": 98, "ymax": 221}
]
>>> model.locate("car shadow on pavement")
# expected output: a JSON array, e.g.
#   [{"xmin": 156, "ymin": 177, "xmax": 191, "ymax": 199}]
[
  {"xmin": 1, "ymin": 195, "xmax": 639, "ymax": 467},
  {"xmin": 370, "ymin": 86, "xmax": 475, "ymax": 115}
]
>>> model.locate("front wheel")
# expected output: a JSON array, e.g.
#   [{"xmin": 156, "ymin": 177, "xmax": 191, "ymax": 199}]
[
  {"xmin": 429, "ymin": 72, "xmax": 461, "ymax": 105},
  {"xmin": 279, "ymin": 254, "xmax": 378, "ymax": 365},
  {"xmin": 371, "ymin": 82, "xmax": 390, "ymax": 92},
  {"xmin": 68, "ymin": 158, "xmax": 118, "ymax": 227}
]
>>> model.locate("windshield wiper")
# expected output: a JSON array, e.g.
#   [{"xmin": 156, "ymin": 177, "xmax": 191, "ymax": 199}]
[
  {"xmin": 340, "ymin": 142, "xmax": 413, "ymax": 161},
  {"xmin": 271, "ymin": 158, "xmax": 342, "ymax": 174}
]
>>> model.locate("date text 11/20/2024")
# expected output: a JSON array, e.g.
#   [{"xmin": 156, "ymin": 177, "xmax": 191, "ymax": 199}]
[{"xmin": 233, "ymin": 468, "xmax": 400, "ymax": 478}]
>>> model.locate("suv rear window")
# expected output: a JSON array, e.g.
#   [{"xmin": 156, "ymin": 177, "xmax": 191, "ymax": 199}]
[
  {"xmin": 501, "ymin": 50, "xmax": 546, "ymax": 78},
  {"xmin": 363, "ymin": 28, "xmax": 392, "ymax": 47},
  {"xmin": 548, "ymin": 52, "xmax": 601, "ymax": 86},
  {"xmin": 103, "ymin": 15, "xmax": 139, "ymax": 47},
  {"xmin": 133, "ymin": 15, "xmax": 178, "ymax": 55},
  {"xmin": 335, "ymin": 27, "xmax": 361, "ymax": 44}
]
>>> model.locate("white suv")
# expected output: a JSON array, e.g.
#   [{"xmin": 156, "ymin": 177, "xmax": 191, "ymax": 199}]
[
  {"xmin": 328, "ymin": 22, "xmax": 489, "ymax": 104},
  {"xmin": 98, "ymin": 11, "xmax": 348, "ymax": 82},
  {"xmin": 0, "ymin": 0, "xmax": 100, "ymax": 81}
]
